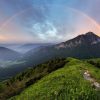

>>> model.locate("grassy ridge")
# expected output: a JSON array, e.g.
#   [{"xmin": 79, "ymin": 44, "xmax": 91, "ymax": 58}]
[
  {"xmin": 86, "ymin": 58, "xmax": 100, "ymax": 68},
  {"xmin": 0, "ymin": 58, "xmax": 66, "ymax": 100},
  {"xmin": 10, "ymin": 58, "xmax": 100, "ymax": 100}
]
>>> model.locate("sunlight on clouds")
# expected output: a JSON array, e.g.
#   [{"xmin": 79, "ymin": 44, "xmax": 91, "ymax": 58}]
[
  {"xmin": 32, "ymin": 21, "xmax": 62, "ymax": 42},
  {"xmin": 0, "ymin": 1, "xmax": 100, "ymax": 43},
  {"xmin": 0, "ymin": 35, "xmax": 6, "ymax": 41}
]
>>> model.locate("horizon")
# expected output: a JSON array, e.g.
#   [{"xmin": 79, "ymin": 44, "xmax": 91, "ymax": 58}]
[
  {"xmin": 0, "ymin": 31, "xmax": 99, "ymax": 45},
  {"xmin": 0, "ymin": 0, "xmax": 100, "ymax": 43}
]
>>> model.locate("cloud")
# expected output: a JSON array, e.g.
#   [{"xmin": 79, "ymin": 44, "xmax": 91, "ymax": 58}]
[
  {"xmin": 0, "ymin": 0, "xmax": 100, "ymax": 43},
  {"xmin": 31, "ymin": 21, "xmax": 62, "ymax": 42}
]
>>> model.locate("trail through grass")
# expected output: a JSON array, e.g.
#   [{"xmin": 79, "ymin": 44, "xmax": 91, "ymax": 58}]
[{"xmin": 10, "ymin": 58, "xmax": 100, "ymax": 100}]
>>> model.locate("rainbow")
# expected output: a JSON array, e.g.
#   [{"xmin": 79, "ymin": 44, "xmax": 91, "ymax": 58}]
[{"xmin": 0, "ymin": 6, "xmax": 100, "ymax": 37}]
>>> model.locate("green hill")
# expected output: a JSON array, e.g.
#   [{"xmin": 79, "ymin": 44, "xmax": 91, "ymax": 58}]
[
  {"xmin": 0, "ymin": 58, "xmax": 66, "ymax": 99},
  {"xmin": 10, "ymin": 58, "xmax": 100, "ymax": 100},
  {"xmin": 86, "ymin": 58, "xmax": 100, "ymax": 68}
]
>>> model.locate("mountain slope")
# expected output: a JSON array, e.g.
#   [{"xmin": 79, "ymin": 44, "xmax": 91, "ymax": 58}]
[
  {"xmin": 55, "ymin": 32, "xmax": 100, "ymax": 48},
  {"xmin": 10, "ymin": 58, "xmax": 100, "ymax": 100},
  {"xmin": 0, "ymin": 47, "xmax": 21, "ymax": 61},
  {"xmin": 16, "ymin": 43, "xmax": 53, "ymax": 53},
  {"xmin": 86, "ymin": 58, "xmax": 100, "ymax": 68},
  {"xmin": 23, "ymin": 32, "xmax": 100, "ymax": 66},
  {"xmin": 1, "ymin": 32, "xmax": 100, "ymax": 81},
  {"xmin": 0, "ymin": 58, "xmax": 66, "ymax": 99}
]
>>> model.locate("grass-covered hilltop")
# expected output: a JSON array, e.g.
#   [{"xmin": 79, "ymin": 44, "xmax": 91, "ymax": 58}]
[{"xmin": 0, "ymin": 58, "xmax": 100, "ymax": 100}]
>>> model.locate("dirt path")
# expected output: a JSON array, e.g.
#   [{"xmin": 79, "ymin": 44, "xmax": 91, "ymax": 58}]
[{"xmin": 83, "ymin": 70, "xmax": 100, "ymax": 90}]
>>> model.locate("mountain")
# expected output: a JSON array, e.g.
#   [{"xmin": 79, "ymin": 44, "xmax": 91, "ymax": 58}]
[
  {"xmin": 0, "ymin": 43, "xmax": 54, "ymax": 80},
  {"xmin": 19, "ymin": 43, "xmax": 53, "ymax": 53},
  {"xmin": 0, "ymin": 58, "xmax": 100, "ymax": 99},
  {"xmin": 0, "ymin": 32, "xmax": 100, "ymax": 81},
  {"xmin": 55, "ymin": 32, "xmax": 100, "ymax": 48},
  {"xmin": 0, "ymin": 46, "xmax": 21, "ymax": 61},
  {"xmin": 0, "ymin": 47, "xmax": 22, "ymax": 80},
  {"xmin": 1, "ymin": 43, "xmax": 54, "ymax": 54},
  {"xmin": 23, "ymin": 32, "xmax": 100, "ymax": 66}
]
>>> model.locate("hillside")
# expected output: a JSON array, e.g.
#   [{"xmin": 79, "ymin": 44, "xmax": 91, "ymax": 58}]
[
  {"xmin": 0, "ymin": 46, "xmax": 21, "ymax": 61},
  {"xmin": 0, "ymin": 58, "xmax": 66, "ymax": 99},
  {"xmin": 0, "ymin": 43, "xmax": 54, "ymax": 81},
  {"xmin": 1, "ymin": 32, "xmax": 100, "ymax": 81},
  {"xmin": 9, "ymin": 58, "xmax": 100, "ymax": 100},
  {"xmin": 22, "ymin": 32, "xmax": 100, "ymax": 66},
  {"xmin": 86, "ymin": 58, "xmax": 100, "ymax": 68}
]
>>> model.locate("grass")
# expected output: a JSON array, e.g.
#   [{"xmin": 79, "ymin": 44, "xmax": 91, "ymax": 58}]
[
  {"xmin": 0, "ymin": 58, "xmax": 66, "ymax": 99},
  {"xmin": 10, "ymin": 58, "xmax": 100, "ymax": 100},
  {"xmin": 86, "ymin": 58, "xmax": 100, "ymax": 69}
]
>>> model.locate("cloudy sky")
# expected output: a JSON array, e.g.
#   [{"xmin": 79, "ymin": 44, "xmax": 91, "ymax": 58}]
[{"xmin": 0, "ymin": 0, "xmax": 100, "ymax": 43}]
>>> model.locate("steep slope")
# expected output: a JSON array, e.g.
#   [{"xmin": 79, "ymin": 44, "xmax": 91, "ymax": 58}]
[
  {"xmin": 0, "ymin": 46, "xmax": 21, "ymax": 61},
  {"xmin": 10, "ymin": 58, "xmax": 100, "ymax": 100},
  {"xmin": 23, "ymin": 32, "xmax": 100, "ymax": 66},
  {"xmin": 55, "ymin": 32, "xmax": 100, "ymax": 48},
  {"xmin": 0, "ymin": 58, "xmax": 66, "ymax": 99},
  {"xmin": 0, "ymin": 43, "xmax": 54, "ymax": 81},
  {"xmin": 86, "ymin": 58, "xmax": 100, "ymax": 68}
]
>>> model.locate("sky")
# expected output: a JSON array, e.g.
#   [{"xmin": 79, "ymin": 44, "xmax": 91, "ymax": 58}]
[{"xmin": 0, "ymin": 0, "xmax": 100, "ymax": 43}]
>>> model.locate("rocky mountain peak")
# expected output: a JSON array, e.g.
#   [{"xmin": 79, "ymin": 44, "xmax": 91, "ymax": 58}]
[{"xmin": 55, "ymin": 32, "xmax": 100, "ymax": 49}]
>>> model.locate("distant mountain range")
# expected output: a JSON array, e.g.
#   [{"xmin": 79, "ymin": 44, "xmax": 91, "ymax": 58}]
[
  {"xmin": 0, "ymin": 46, "xmax": 21, "ymax": 61},
  {"xmin": 0, "ymin": 32, "xmax": 100, "ymax": 80},
  {"xmin": 23, "ymin": 32, "xmax": 100, "ymax": 66},
  {"xmin": 0, "ymin": 43, "xmax": 53, "ymax": 61},
  {"xmin": 0, "ymin": 43, "xmax": 53, "ymax": 54},
  {"xmin": 19, "ymin": 43, "xmax": 53, "ymax": 53}
]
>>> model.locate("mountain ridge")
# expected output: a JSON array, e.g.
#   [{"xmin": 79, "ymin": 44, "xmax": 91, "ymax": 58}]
[
  {"xmin": 23, "ymin": 32, "xmax": 100, "ymax": 66},
  {"xmin": 0, "ymin": 46, "xmax": 21, "ymax": 61},
  {"xmin": 1, "ymin": 32, "xmax": 100, "ymax": 81},
  {"xmin": 5, "ymin": 58, "xmax": 100, "ymax": 100},
  {"xmin": 55, "ymin": 32, "xmax": 100, "ymax": 49}
]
